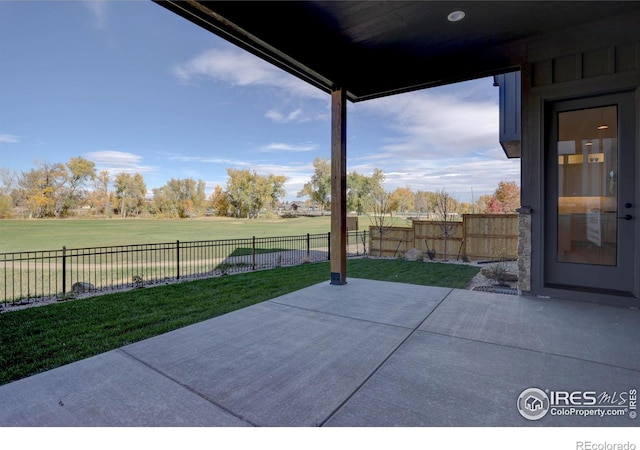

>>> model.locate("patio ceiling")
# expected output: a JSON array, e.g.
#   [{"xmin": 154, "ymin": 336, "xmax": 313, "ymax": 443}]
[{"xmin": 156, "ymin": 1, "xmax": 640, "ymax": 102}]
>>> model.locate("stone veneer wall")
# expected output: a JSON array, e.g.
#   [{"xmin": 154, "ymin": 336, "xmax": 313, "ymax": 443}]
[{"xmin": 517, "ymin": 211, "xmax": 532, "ymax": 294}]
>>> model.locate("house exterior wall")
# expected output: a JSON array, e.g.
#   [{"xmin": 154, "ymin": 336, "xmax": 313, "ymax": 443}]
[{"xmin": 519, "ymin": 11, "xmax": 640, "ymax": 305}]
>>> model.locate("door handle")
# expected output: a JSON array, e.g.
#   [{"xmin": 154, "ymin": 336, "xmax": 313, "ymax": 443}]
[{"xmin": 617, "ymin": 214, "xmax": 633, "ymax": 221}]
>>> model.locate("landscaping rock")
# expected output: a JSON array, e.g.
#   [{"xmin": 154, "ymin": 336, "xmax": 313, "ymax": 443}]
[
  {"xmin": 72, "ymin": 282, "xmax": 95, "ymax": 293},
  {"xmin": 404, "ymin": 248, "xmax": 423, "ymax": 261}
]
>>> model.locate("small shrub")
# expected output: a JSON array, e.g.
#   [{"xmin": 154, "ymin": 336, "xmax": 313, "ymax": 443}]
[
  {"xmin": 483, "ymin": 264, "xmax": 510, "ymax": 286},
  {"xmin": 263, "ymin": 211, "xmax": 278, "ymax": 220},
  {"xmin": 482, "ymin": 248, "xmax": 517, "ymax": 286},
  {"xmin": 133, "ymin": 274, "xmax": 144, "ymax": 288}
]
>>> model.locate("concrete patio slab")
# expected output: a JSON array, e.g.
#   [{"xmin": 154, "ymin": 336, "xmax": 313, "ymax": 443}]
[
  {"xmin": 0, "ymin": 350, "xmax": 248, "ymax": 426},
  {"xmin": 0, "ymin": 279, "xmax": 638, "ymax": 428},
  {"xmin": 325, "ymin": 331, "xmax": 640, "ymax": 427},
  {"xmin": 270, "ymin": 278, "xmax": 451, "ymax": 328},
  {"xmin": 419, "ymin": 289, "xmax": 640, "ymax": 370},
  {"xmin": 122, "ymin": 299, "xmax": 414, "ymax": 426}
]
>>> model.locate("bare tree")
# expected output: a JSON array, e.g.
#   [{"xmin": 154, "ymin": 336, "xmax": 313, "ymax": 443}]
[
  {"xmin": 369, "ymin": 188, "xmax": 395, "ymax": 257},
  {"xmin": 433, "ymin": 188, "xmax": 458, "ymax": 261}
]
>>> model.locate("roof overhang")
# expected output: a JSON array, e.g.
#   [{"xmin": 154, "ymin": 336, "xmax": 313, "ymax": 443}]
[{"xmin": 155, "ymin": 1, "xmax": 640, "ymax": 102}]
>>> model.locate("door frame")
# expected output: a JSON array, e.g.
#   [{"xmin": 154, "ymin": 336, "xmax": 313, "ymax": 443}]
[{"xmin": 542, "ymin": 91, "xmax": 639, "ymax": 299}]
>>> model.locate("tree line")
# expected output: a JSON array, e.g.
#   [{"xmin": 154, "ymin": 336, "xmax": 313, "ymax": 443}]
[
  {"xmin": 296, "ymin": 157, "xmax": 520, "ymax": 218},
  {"xmin": 0, "ymin": 156, "xmax": 519, "ymax": 219}
]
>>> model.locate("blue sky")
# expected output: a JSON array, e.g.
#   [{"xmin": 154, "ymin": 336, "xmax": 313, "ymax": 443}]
[{"xmin": 0, "ymin": 0, "xmax": 520, "ymax": 203}]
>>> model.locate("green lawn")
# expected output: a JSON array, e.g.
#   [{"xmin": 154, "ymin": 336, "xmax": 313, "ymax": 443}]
[
  {"xmin": 0, "ymin": 258, "xmax": 479, "ymax": 385},
  {"xmin": 0, "ymin": 216, "xmax": 413, "ymax": 253}
]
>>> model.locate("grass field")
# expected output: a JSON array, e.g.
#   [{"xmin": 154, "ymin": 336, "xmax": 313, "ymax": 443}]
[
  {"xmin": 0, "ymin": 258, "xmax": 479, "ymax": 384},
  {"xmin": 0, "ymin": 216, "xmax": 413, "ymax": 253}
]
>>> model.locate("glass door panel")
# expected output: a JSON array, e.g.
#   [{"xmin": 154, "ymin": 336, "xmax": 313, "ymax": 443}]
[{"xmin": 556, "ymin": 106, "xmax": 617, "ymax": 266}]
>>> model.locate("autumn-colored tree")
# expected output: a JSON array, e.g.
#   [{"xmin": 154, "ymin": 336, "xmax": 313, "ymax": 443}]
[
  {"xmin": 297, "ymin": 157, "xmax": 331, "ymax": 215},
  {"xmin": 57, "ymin": 156, "xmax": 96, "ymax": 216},
  {"xmin": 485, "ymin": 195, "xmax": 505, "ymax": 213},
  {"xmin": 0, "ymin": 194, "xmax": 12, "ymax": 218},
  {"xmin": 210, "ymin": 184, "xmax": 230, "ymax": 216},
  {"xmin": 266, "ymin": 174, "xmax": 287, "ymax": 211},
  {"xmin": 152, "ymin": 178, "xmax": 207, "ymax": 218},
  {"xmin": 86, "ymin": 170, "xmax": 113, "ymax": 217},
  {"xmin": 494, "ymin": 180, "xmax": 520, "ymax": 213},
  {"xmin": 226, "ymin": 169, "xmax": 287, "ymax": 218},
  {"xmin": 389, "ymin": 187, "xmax": 415, "ymax": 216},
  {"xmin": 0, "ymin": 168, "xmax": 16, "ymax": 218},
  {"xmin": 114, "ymin": 172, "xmax": 147, "ymax": 218},
  {"xmin": 13, "ymin": 158, "xmax": 95, "ymax": 218},
  {"xmin": 457, "ymin": 202, "xmax": 474, "ymax": 215},
  {"xmin": 17, "ymin": 161, "xmax": 66, "ymax": 218},
  {"xmin": 475, "ymin": 194, "xmax": 493, "ymax": 214}
]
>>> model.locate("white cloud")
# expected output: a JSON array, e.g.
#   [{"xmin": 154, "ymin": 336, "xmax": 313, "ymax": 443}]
[
  {"xmin": 340, "ymin": 77, "xmax": 517, "ymax": 201},
  {"xmin": 0, "ymin": 134, "xmax": 20, "ymax": 144},
  {"xmin": 380, "ymin": 154, "xmax": 520, "ymax": 202},
  {"xmin": 265, "ymin": 108, "xmax": 302, "ymax": 123},
  {"xmin": 85, "ymin": 150, "xmax": 154, "ymax": 174},
  {"xmin": 84, "ymin": 0, "xmax": 108, "ymax": 30},
  {"xmin": 359, "ymin": 86, "xmax": 499, "ymax": 159},
  {"xmin": 260, "ymin": 142, "xmax": 316, "ymax": 153},
  {"xmin": 173, "ymin": 47, "xmax": 325, "ymax": 100},
  {"xmin": 166, "ymin": 154, "xmax": 250, "ymax": 167},
  {"xmin": 249, "ymin": 162, "xmax": 315, "ymax": 199},
  {"xmin": 265, "ymin": 106, "xmax": 330, "ymax": 124}
]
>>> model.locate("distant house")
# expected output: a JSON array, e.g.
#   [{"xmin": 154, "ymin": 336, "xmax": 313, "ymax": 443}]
[{"xmin": 288, "ymin": 202, "xmax": 301, "ymax": 213}]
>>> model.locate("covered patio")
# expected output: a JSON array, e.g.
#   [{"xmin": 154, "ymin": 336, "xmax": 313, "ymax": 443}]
[
  {"xmin": 1, "ymin": 279, "xmax": 638, "ymax": 427},
  {"xmin": 3, "ymin": 3, "xmax": 639, "ymax": 442}
]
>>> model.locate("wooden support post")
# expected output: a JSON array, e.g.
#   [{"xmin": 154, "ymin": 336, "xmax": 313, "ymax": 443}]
[{"xmin": 330, "ymin": 87, "xmax": 347, "ymax": 285}]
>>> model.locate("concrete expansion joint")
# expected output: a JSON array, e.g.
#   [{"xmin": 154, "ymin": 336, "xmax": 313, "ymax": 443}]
[
  {"xmin": 116, "ymin": 348, "xmax": 257, "ymax": 427},
  {"xmin": 268, "ymin": 296, "xmax": 443, "ymax": 330},
  {"xmin": 318, "ymin": 288, "xmax": 455, "ymax": 426}
]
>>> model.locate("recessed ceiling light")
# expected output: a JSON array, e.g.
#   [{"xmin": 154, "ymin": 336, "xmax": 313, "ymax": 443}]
[{"xmin": 447, "ymin": 10, "xmax": 465, "ymax": 22}]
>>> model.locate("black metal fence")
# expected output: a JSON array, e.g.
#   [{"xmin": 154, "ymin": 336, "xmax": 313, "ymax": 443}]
[{"xmin": 1, "ymin": 231, "xmax": 369, "ymax": 307}]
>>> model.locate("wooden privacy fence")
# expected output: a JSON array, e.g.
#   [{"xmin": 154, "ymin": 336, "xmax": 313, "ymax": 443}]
[{"xmin": 369, "ymin": 214, "xmax": 518, "ymax": 261}]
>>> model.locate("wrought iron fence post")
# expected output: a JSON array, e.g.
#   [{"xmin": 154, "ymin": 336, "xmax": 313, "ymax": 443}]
[
  {"xmin": 252, "ymin": 236, "xmax": 256, "ymax": 271},
  {"xmin": 176, "ymin": 240, "xmax": 180, "ymax": 280},
  {"xmin": 306, "ymin": 233, "xmax": 310, "ymax": 259},
  {"xmin": 327, "ymin": 231, "xmax": 331, "ymax": 260},
  {"xmin": 62, "ymin": 246, "xmax": 67, "ymax": 296}
]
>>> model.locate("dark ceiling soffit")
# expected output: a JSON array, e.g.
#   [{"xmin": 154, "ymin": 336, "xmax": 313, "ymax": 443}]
[
  {"xmin": 157, "ymin": 1, "xmax": 640, "ymax": 102},
  {"xmin": 156, "ymin": 0, "xmax": 519, "ymax": 102},
  {"xmin": 158, "ymin": 0, "xmax": 340, "ymax": 96}
]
